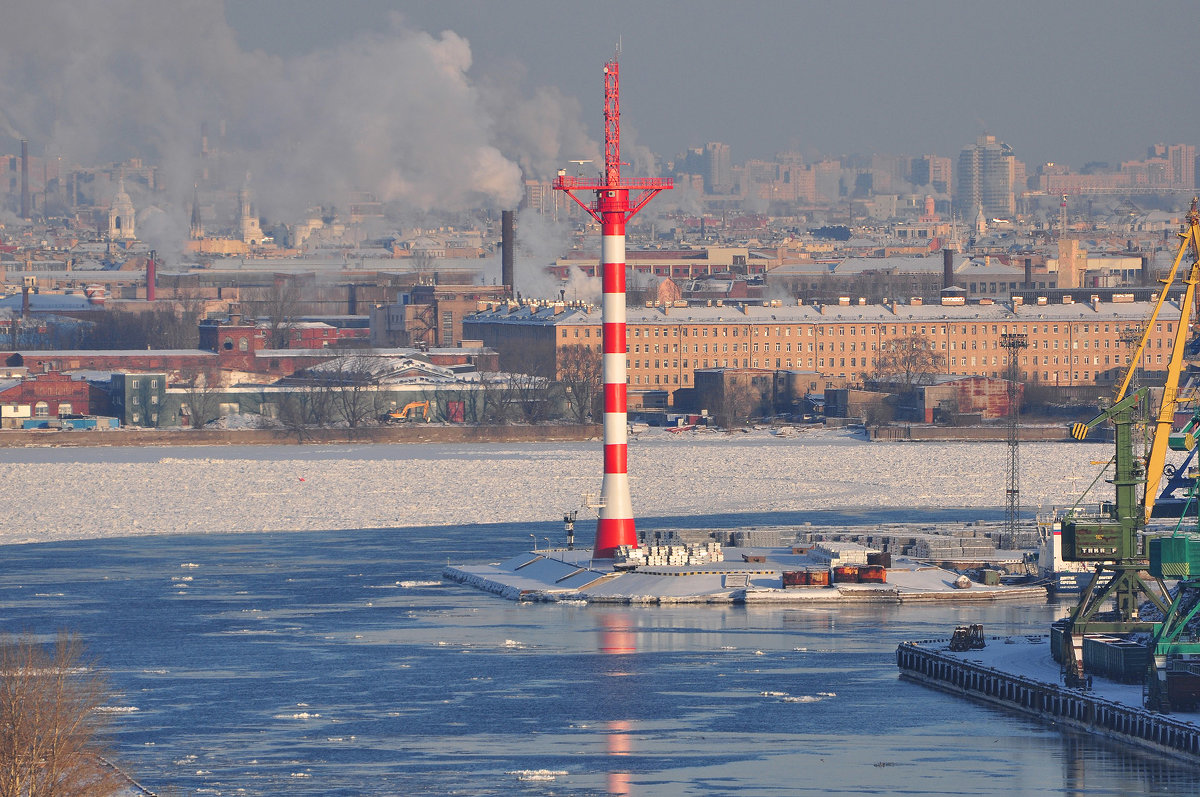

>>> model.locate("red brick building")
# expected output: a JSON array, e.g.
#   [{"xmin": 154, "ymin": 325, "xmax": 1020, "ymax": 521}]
[{"xmin": 0, "ymin": 372, "xmax": 106, "ymax": 426}]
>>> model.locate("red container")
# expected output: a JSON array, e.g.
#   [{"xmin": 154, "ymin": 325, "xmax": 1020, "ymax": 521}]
[
  {"xmin": 859, "ymin": 564, "xmax": 887, "ymax": 583},
  {"xmin": 832, "ymin": 565, "xmax": 860, "ymax": 583},
  {"xmin": 782, "ymin": 571, "xmax": 808, "ymax": 587},
  {"xmin": 808, "ymin": 569, "xmax": 831, "ymax": 586}
]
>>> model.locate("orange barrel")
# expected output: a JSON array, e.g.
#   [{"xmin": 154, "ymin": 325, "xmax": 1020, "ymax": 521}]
[
  {"xmin": 832, "ymin": 565, "xmax": 859, "ymax": 583},
  {"xmin": 859, "ymin": 564, "xmax": 887, "ymax": 583}
]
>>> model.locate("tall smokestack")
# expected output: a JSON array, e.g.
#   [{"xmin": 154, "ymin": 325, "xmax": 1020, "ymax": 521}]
[
  {"xmin": 1024, "ymin": 257, "xmax": 1032, "ymax": 287},
  {"xmin": 1141, "ymin": 254, "xmax": 1152, "ymax": 286},
  {"xmin": 146, "ymin": 250, "xmax": 157, "ymax": 302},
  {"xmin": 942, "ymin": 247, "xmax": 954, "ymax": 290},
  {"xmin": 501, "ymin": 210, "xmax": 515, "ymax": 297},
  {"xmin": 20, "ymin": 139, "xmax": 30, "ymax": 220}
]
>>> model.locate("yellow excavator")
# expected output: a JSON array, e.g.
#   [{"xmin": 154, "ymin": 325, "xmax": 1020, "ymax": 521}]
[{"xmin": 384, "ymin": 400, "xmax": 430, "ymax": 423}]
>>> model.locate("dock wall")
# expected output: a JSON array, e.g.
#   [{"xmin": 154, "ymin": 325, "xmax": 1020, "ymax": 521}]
[
  {"xmin": 897, "ymin": 639, "xmax": 1200, "ymax": 763},
  {"xmin": 871, "ymin": 425, "xmax": 1072, "ymax": 442}
]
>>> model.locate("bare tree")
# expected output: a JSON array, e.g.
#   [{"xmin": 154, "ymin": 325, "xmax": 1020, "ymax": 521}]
[
  {"xmin": 869, "ymin": 333, "xmax": 945, "ymax": 396},
  {"xmin": 177, "ymin": 366, "xmax": 222, "ymax": 429},
  {"xmin": 78, "ymin": 302, "xmax": 203, "ymax": 351},
  {"xmin": 713, "ymin": 377, "xmax": 755, "ymax": 429},
  {"xmin": 476, "ymin": 371, "xmax": 515, "ymax": 424},
  {"xmin": 322, "ymin": 355, "xmax": 382, "ymax": 428},
  {"xmin": 861, "ymin": 397, "xmax": 894, "ymax": 426},
  {"xmin": 509, "ymin": 371, "xmax": 555, "ymax": 423},
  {"xmin": 557, "ymin": 344, "xmax": 602, "ymax": 423},
  {"xmin": 276, "ymin": 389, "xmax": 317, "ymax": 441},
  {"xmin": 158, "ymin": 292, "xmax": 206, "ymax": 350},
  {"xmin": 243, "ymin": 280, "xmax": 301, "ymax": 348},
  {"xmin": 0, "ymin": 632, "xmax": 128, "ymax": 797}
]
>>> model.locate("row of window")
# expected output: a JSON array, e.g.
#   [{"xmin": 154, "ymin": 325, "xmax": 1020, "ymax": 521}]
[
  {"xmin": 564, "ymin": 320, "xmax": 1157, "ymax": 340},
  {"xmin": 627, "ymin": 366, "xmax": 1120, "ymax": 387},
  {"xmin": 31, "ymin": 401, "xmax": 70, "ymax": 417}
]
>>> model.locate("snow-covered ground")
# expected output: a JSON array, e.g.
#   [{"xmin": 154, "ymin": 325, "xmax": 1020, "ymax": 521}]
[{"xmin": 0, "ymin": 427, "xmax": 1120, "ymax": 546}]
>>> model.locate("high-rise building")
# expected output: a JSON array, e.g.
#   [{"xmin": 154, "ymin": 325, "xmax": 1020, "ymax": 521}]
[
  {"xmin": 912, "ymin": 155, "xmax": 952, "ymax": 194},
  {"xmin": 957, "ymin": 135, "xmax": 1016, "ymax": 220},
  {"xmin": 703, "ymin": 141, "xmax": 732, "ymax": 194},
  {"xmin": 1169, "ymin": 144, "xmax": 1196, "ymax": 189}
]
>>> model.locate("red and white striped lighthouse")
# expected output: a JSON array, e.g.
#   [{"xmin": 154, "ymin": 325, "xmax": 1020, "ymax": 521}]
[{"xmin": 554, "ymin": 57, "xmax": 671, "ymax": 559}]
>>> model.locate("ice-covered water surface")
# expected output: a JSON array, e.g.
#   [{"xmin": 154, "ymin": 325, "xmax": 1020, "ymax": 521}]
[
  {"xmin": 3, "ymin": 434, "xmax": 1197, "ymax": 794},
  {"xmin": 3, "ymin": 523, "xmax": 1199, "ymax": 796},
  {"xmin": 0, "ymin": 429, "xmax": 1118, "ymax": 545}
]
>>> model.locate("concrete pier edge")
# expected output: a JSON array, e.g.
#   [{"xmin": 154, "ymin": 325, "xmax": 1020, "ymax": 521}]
[{"xmin": 897, "ymin": 637, "xmax": 1200, "ymax": 763}]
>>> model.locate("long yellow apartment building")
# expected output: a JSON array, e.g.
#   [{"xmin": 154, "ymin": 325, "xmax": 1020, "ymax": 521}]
[{"xmin": 465, "ymin": 297, "xmax": 1179, "ymax": 399}]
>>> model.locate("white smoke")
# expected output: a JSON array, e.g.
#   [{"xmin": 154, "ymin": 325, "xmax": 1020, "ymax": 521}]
[
  {"xmin": 479, "ymin": 62, "xmax": 600, "ymax": 180},
  {"xmin": 0, "ymin": 2, "xmax": 597, "ymax": 237},
  {"xmin": 513, "ymin": 209, "xmax": 595, "ymax": 301}
]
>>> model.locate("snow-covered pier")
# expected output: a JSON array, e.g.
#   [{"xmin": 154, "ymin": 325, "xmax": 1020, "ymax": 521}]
[
  {"xmin": 444, "ymin": 546, "xmax": 1046, "ymax": 605},
  {"xmin": 898, "ymin": 636, "xmax": 1200, "ymax": 763}
]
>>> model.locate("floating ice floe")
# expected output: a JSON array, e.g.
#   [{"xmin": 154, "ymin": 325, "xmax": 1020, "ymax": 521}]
[
  {"xmin": 781, "ymin": 691, "xmax": 837, "ymax": 703},
  {"xmin": 507, "ymin": 769, "xmax": 568, "ymax": 782}
]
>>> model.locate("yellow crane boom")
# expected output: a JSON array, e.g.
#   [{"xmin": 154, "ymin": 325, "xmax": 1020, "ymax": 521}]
[{"xmin": 1116, "ymin": 199, "xmax": 1200, "ymax": 520}]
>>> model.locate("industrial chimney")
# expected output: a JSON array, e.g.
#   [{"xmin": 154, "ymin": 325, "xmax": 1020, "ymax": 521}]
[
  {"xmin": 942, "ymin": 248, "xmax": 954, "ymax": 290},
  {"xmin": 20, "ymin": 139, "xmax": 30, "ymax": 220},
  {"xmin": 1024, "ymin": 257, "xmax": 1033, "ymax": 288},
  {"xmin": 146, "ymin": 250, "xmax": 157, "ymax": 302},
  {"xmin": 501, "ymin": 210, "xmax": 515, "ymax": 297}
]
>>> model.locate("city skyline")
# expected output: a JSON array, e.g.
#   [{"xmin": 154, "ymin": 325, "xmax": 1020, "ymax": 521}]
[{"xmin": 0, "ymin": 1, "xmax": 1197, "ymax": 223}]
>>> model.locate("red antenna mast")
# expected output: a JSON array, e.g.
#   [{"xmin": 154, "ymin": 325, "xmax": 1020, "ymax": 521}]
[{"xmin": 553, "ymin": 57, "xmax": 672, "ymax": 560}]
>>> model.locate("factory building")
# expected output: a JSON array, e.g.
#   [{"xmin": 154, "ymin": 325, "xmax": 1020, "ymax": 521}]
[{"xmin": 465, "ymin": 297, "xmax": 1175, "ymax": 405}]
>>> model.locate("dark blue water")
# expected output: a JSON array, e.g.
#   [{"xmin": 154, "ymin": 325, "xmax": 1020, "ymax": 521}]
[{"xmin": 3, "ymin": 515, "xmax": 1199, "ymax": 795}]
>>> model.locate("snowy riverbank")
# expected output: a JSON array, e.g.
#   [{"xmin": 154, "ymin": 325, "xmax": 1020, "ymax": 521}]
[{"xmin": 0, "ymin": 427, "xmax": 1118, "ymax": 546}]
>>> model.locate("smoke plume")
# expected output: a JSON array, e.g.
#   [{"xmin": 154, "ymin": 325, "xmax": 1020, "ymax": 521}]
[{"xmin": 0, "ymin": 2, "xmax": 597, "ymax": 231}]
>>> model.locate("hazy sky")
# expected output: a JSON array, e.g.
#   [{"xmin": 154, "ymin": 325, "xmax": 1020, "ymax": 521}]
[
  {"xmin": 225, "ymin": 0, "xmax": 1199, "ymax": 170},
  {"xmin": 1, "ymin": 1, "xmax": 1194, "ymax": 231}
]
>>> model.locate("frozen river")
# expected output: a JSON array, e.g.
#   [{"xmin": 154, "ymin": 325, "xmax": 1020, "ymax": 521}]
[
  {"xmin": 0, "ymin": 428, "xmax": 1117, "ymax": 544},
  {"xmin": 3, "ymin": 432, "xmax": 1199, "ymax": 794}
]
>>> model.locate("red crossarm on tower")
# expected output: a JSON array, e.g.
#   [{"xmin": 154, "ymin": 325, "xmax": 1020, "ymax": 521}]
[{"xmin": 553, "ymin": 58, "xmax": 672, "ymax": 560}]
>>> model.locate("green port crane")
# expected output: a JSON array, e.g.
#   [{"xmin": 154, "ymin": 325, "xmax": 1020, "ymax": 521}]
[
  {"xmin": 1055, "ymin": 200, "xmax": 1200, "ymax": 690},
  {"xmin": 1059, "ymin": 388, "xmax": 1172, "ymax": 687}
]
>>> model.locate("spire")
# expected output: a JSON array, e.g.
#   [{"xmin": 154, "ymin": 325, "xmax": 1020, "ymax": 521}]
[{"xmin": 190, "ymin": 184, "xmax": 203, "ymax": 239}]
